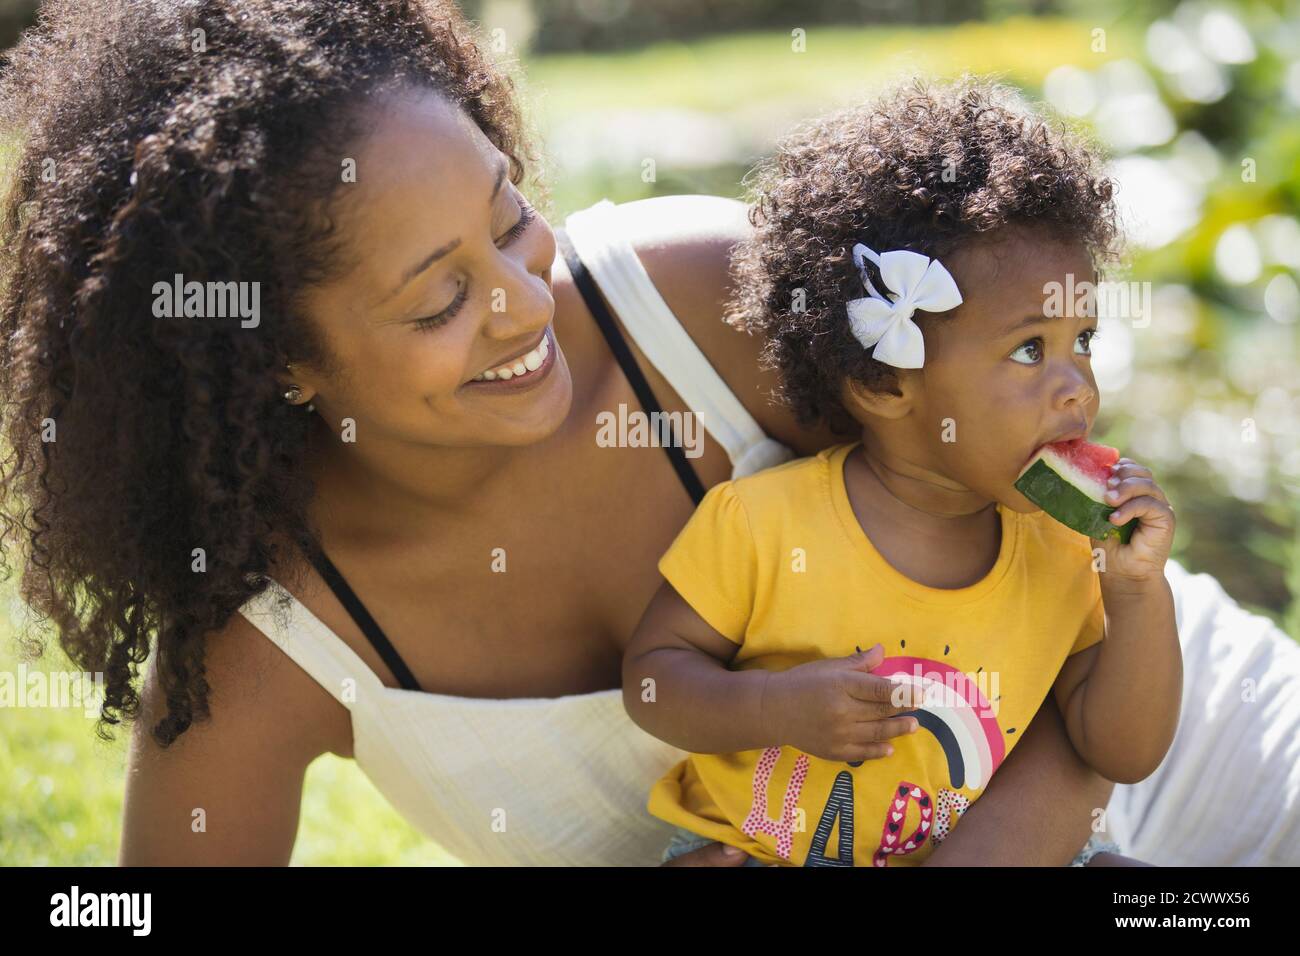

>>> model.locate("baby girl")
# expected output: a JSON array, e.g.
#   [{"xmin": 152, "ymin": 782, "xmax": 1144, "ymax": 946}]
[{"xmin": 622, "ymin": 77, "xmax": 1182, "ymax": 867}]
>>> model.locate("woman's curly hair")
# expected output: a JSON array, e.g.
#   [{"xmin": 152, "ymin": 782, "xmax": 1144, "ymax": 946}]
[
  {"xmin": 0, "ymin": 0, "xmax": 538, "ymax": 747},
  {"xmin": 724, "ymin": 75, "xmax": 1122, "ymax": 431}
]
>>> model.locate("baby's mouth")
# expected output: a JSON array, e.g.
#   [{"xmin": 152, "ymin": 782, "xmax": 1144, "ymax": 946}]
[{"xmin": 1021, "ymin": 423, "xmax": 1090, "ymax": 472}]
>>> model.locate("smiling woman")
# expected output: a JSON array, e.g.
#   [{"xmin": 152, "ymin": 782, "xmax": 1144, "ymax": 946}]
[
  {"xmin": 0, "ymin": 0, "xmax": 539, "ymax": 749},
  {"xmin": 0, "ymin": 0, "xmax": 1136, "ymax": 867},
  {"xmin": 284, "ymin": 86, "xmax": 572, "ymax": 450}
]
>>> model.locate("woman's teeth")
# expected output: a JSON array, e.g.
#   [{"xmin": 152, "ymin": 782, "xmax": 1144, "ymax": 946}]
[{"xmin": 472, "ymin": 334, "xmax": 550, "ymax": 382}]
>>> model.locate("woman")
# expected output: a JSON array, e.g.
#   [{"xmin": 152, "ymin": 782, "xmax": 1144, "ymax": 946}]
[{"xmin": 0, "ymin": 0, "xmax": 1281, "ymax": 866}]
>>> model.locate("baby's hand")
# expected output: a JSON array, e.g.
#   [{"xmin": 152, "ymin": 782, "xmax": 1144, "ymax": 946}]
[
  {"xmin": 1093, "ymin": 457, "xmax": 1176, "ymax": 587},
  {"xmin": 763, "ymin": 644, "xmax": 920, "ymax": 763}
]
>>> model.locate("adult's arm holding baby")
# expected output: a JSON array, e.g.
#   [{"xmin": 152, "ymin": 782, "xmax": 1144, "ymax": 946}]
[{"xmin": 922, "ymin": 693, "xmax": 1119, "ymax": 866}]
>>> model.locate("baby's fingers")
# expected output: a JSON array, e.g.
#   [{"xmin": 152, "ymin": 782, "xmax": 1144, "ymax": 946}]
[
  {"xmin": 1110, "ymin": 458, "xmax": 1152, "ymax": 480},
  {"xmin": 862, "ymin": 715, "xmax": 920, "ymax": 742},
  {"xmin": 846, "ymin": 672, "xmax": 921, "ymax": 709},
  {"xmin": 841, "ymin": 742, "xmax": 899, "ymax": 764},
  {"xmin": 1104, "ymin": 475, "xmax": 1168, "ymax": 507},
  {"xmin": 1107, "ymin": 494, "xmax": 1174, "ymax": 530},
  {"xmin": 835, "ymin": 717, "xmax": 920, "ymax": 764}
]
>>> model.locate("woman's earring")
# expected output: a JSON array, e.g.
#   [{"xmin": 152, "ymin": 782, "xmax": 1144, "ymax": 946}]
[{"xmin": 283, "ymin": 363, "xmax": 314, "ymax": 412}]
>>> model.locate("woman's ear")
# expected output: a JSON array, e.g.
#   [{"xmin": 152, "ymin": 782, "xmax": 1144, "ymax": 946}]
[{"xmin": 839, "ymin": 371, "xmax": 916, "ymax": 423}]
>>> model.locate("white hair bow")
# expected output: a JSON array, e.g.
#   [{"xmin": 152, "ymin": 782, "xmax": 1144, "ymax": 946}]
[{"xmin": 846, "ymin": 243, "xmax": 963, "ymax": 369}]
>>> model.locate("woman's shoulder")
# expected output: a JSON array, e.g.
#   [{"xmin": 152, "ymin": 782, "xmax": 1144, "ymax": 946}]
[
  {"xmin": 598, "ymin": 195, "xmax": 852, "ymax": 457},
  {"xmin": 209, "ymin": 594, "xmax": 354, "ymax": 758},
  {"xmin": 212, "ymin": 535, "xmax": 355, "ymax": 758}
]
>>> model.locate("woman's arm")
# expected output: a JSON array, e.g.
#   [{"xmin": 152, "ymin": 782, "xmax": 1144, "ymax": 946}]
[
  {"xmin": 119, "ymin": 611, "xmax": 347, "ymax": 865},
  {"xmin": 922, "ymin": 694, "xmax": 1116, "ymax": 866}
]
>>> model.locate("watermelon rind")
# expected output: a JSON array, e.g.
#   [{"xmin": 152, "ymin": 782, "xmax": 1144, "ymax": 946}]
[{"xmin": 1015, "ymin": 457, "xmax": 1137, "ymax": 544}]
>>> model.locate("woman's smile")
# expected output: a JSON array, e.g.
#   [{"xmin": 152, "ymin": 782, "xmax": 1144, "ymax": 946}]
[{"xmin": 462, "ymin": 323, "xmax": 558, "ymax": 393}]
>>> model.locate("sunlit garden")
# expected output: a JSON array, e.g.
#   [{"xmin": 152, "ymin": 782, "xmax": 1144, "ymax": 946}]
[{"xmin": 2, "ymin": 0, "xmax": 1297, "ymax": 866}]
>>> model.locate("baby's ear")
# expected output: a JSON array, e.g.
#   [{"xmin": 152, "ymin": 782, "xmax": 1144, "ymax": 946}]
[{"xmin": 840, "ymin": 373, "xmax": 915, "ymax": 423}]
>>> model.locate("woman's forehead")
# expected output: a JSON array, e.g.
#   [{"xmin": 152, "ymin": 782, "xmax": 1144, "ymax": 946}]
[
  {"xmin": 324, "ymin": 89, "xmax": 501, "ymax": 302},
  {"xmin": 350, "ymin": 88, "xmax": 497, "ymax": 210}
]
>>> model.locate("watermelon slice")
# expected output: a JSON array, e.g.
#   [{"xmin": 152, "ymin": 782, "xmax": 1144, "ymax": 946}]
[{"xmin": 1015, "ymin": 439, "xmax": 1138, "ymax": 544}]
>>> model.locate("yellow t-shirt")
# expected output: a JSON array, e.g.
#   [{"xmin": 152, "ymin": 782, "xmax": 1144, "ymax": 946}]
[{"xmin": 647, "ymin": 442, "xmax": 1105, "ymax": 867}]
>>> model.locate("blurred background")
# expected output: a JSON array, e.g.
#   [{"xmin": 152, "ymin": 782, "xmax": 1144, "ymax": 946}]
[{"xmin": 1, "ymin": 0, "xmax": 1297, "ymax": 865}]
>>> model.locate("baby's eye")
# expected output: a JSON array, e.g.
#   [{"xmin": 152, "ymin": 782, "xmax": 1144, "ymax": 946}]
[
  {"xmin": 1076, "ymin": 327, "xmax": 1100, "ymax": 355},
  {"xmin": 1010, "ymin": 338, "xmax": 1042, "ymax": 365}
]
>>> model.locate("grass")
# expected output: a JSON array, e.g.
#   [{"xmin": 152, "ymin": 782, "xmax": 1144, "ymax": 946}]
[{"xmin": 0, "ymin": 627, "xmax": 458, "ymax": 865}]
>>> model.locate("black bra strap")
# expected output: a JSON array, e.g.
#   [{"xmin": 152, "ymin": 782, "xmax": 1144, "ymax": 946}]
[
  {"xmin": 555, "ymin": 226, "xmax": 706, "ymax": 507},
  {"xmin": 302, "ymin": 537, "xmax": 423, "ymax": 692}
]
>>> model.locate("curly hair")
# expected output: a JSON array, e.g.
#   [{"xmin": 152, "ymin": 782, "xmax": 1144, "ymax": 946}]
[
  {"xmin": 724, "ymin": 75, "xmax": 1122, "ymax": 431},
  {"xmin": 0, "ymin": 0, "xmax": 539, "ymax": 747}
]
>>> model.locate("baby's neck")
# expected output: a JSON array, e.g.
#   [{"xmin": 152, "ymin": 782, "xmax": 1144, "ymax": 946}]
[{"xmin": 844, "ymin": 444, "xmax": 1004, "ymax": 590}]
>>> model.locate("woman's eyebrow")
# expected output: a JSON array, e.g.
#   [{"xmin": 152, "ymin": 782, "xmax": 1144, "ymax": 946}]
[{"xmin": 377, "ymin": 155, "xmax": 510, "ymax": 306}]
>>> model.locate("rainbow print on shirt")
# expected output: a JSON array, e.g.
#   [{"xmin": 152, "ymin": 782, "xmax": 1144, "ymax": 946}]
[{"xmin": 740, "ymin": 654, "xmax": 1007, "ymax": 867}]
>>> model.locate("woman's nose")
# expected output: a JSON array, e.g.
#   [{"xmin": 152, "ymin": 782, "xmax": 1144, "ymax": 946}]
[{"xmin": 482, "ymin": 254, "xmax": 555, "ymax": 339}]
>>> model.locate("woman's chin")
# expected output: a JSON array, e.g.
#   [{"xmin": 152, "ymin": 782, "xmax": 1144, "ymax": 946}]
[{"xmin": 467, "ymin": 354, "xmax": 575, "ymax": 447}]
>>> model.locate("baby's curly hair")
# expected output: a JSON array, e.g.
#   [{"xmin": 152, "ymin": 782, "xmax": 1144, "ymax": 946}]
[
  {"xmin": 725, "ymin": 75, "xmax": 1121, "ymax": 431},
  {"xmin": 0, "ymin": 0, "xmax": 538, "ymax": 747}
]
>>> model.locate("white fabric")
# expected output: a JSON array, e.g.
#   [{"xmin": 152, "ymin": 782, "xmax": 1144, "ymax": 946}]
[
  {"xmin": 563, "ymin": 198, "xmax": 795, "ymax": 479},
  {"xmin": 238, "ymin": 582, "xmax": 685, "ymax": 866},
  {"xmin": 1105, "ymin": 558, "xmax": 1300, "ymax": 865}
]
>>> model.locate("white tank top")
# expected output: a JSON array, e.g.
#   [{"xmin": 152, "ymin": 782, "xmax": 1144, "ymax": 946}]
[{"xmin": 237, "ymin": 198, "xmax": 795, "ymax": 866}]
